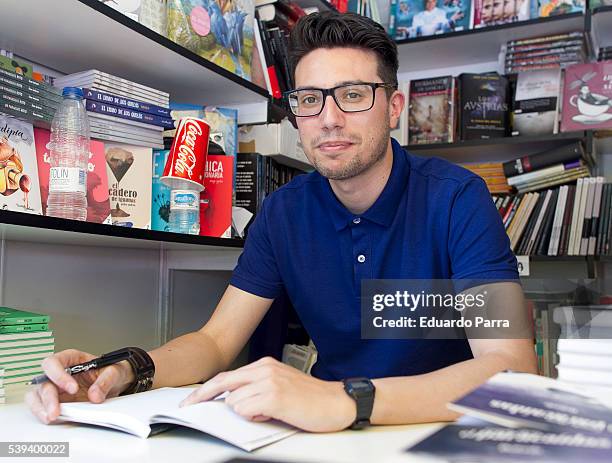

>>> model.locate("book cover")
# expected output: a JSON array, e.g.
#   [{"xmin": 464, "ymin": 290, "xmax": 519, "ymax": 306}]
[
  {"xmin": 459, "ymin": 73, "xmax": 509, "ymax": 140},
  {"xmin": 105, "ymin": 143, "xmax": 153, "ymax": 229},
  {"xmin": 200, "ymin": 154, "xmax": 233, "ymax": 238},
  {"xmin": 449, "ymin": 372, "xmax": 612, "ymax": 435},
  {"xmin": 511, "ymin": 69, "xmax": 562, "ymax": 136},
  {"xmin": 151, "ymin": 149, "xmax": 171, "ymax": 232},
  {"xmin": 167, "ymin": 0, "xmax": 256, "ymax": 81},
  {"xmin": 539, "ymin": 0, "xmax": 585, "ymax": 17},
  {"xmin": 34, "ymin": 128, "xmax": 112, "ymax": 224},
  {"xmin": 560, "ymin": 61, "xmax": 612, "ymax": 132},
  {"xmin": 0, "ymin": 324, "xmax": 49, "ymax": 334},
  {"xmin": 472, "ymin": 0, "xmax": 530, "ymax": 28},
  {"xmin": 408, "ymin": 76, "xmax": 455, "ymax": 144},
  {"xmin": 0, "ymin": 307, "xmax": 50, "ymax": 326},
  {"xmin": 393, "ymin": 0, "xmax": 470, "ymax": 40},
  {"xmin": 0, "ymin": 115, "xmax": 42, "ymax": 215}
]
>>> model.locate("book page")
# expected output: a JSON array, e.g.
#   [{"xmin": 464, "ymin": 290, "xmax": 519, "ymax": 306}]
[
  {"xmin": 151, "ymin": 398, "xmax": 297, "ymax": 451},
  {"xmin": 59, "ymin": 387, "xmax": 196, "ymax": 438}
]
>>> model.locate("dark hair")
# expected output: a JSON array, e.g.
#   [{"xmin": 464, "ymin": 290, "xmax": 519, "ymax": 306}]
[{"xmin": 288, "ymin": 12, "xmax": 399, "ymax": 95}]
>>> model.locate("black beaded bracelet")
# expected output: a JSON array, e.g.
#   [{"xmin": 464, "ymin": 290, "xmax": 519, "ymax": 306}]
[{"xmin": 117, "ymin": 347, "xmax": 155, "ymax": 396}]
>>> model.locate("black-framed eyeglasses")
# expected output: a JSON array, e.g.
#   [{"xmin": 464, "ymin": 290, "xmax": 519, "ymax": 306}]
[{"xmin": 284, "ymin": 82, "xmax": 397, "ymax": 117}]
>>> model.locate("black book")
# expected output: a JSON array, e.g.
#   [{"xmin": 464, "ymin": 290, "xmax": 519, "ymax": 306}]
[
  {"xmin": 262, "ymin": 25, "xmax": 289, "ymax": 92},
  {"xmin": 502, "ymin": 142, "xmax": 584, "ymax": 177},
  {"xmin": 597, "ymin": 183, "xmax": 610, "ymax": 256},
  {"xmin": 235, "ymin": 153, "xmax": 265, "ymax": 234},
  {"xmin": 516, "ymin": 193, "xmax": 545, "ymax": 255},
  {"xmin": 535, "ymin": 188, "xmax": 559, "ymax": 255},
  {"xmin": 558, "ymin": 185, "xmax": 576, "ymax": 256},
  {"xmin": 604, "ymin": 184, "xmax": 612, "ymax": 255},
  {"xmin": 458, "ymin": 73, "xmax": 509, "ymax": 140}
]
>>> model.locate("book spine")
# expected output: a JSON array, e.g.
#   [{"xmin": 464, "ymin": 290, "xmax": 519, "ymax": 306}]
[
  {"xmin": 0, "ymin": 315, "xmax": 50, "ymax": 326},
  {"xmin": 0, "ymin": 323, "xmax": 49, "ymax": 334},
  {"xmin": 85, "ymin": 100, "xmax": 174, "ymax": 129},
  {"xmin": 82, "ymin": 88, "xmax": 170, "ymax": 117},
  {"xmin": 588, "ymin": 177, "xmax": 604, "ymax": 255},
  {"xmin": 536, "ymin": 188, "xmax": 559, "ymax": 255},
  {"xmin": 597, "ymin": 183, "xmax": 610, "ymax": 256},
  {"xmin": 558, "ymin": 184, "xmax": 576, "ymax": 256},
  {"xmin": 580, "ymin": 177, "xmax": 595, "ymax": 256}
]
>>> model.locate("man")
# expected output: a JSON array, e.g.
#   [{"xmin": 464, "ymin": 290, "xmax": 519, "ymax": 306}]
[{"xmin": 27, "ymin": 12, "xmax": 536, "ymax": 432}]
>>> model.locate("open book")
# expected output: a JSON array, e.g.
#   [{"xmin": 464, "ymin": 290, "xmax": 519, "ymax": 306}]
[{"xmin": 58, "ymin": 387, "xmax": 297, "ymax": 451}]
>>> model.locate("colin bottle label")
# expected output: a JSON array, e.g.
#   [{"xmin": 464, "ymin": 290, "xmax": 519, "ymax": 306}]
[{"xmin": 49, "ymin": 167, "xmax": 86, "ymax": 194}]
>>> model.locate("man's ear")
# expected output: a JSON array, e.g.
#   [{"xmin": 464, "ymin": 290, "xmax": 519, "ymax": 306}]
[{"xmin": 388, "ymin": 89, "xmax": 406, "ymax": 130}]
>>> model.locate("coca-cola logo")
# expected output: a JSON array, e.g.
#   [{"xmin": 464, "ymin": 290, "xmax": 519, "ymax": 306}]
[{"xmin": 174, "ymin": 119, "xmax": 202, "ymax": 179}]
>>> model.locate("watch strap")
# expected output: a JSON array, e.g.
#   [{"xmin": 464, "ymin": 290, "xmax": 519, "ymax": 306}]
[
  {"xmin": 117, "ymin": 347, "xmax": 155, "ymax": 396},
  {"xmin": 342, "ymin": 377, "xmax": 375, "ymax": 430}
]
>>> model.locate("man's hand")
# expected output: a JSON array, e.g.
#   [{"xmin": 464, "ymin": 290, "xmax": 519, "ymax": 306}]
[
  {"xmin": 180, "ymin": 357, "xmax": 357, "ymax": 432},
  {"xmin": 25, "ymin": 349, "xmax": 134, "ymax": 424}
]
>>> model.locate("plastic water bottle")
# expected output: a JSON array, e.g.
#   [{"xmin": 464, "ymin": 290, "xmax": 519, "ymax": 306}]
[
  {"xmin": 46, "ymin": 87, "xmax": 89, "ymax": 221},
  {"xmin": 169, "ymin": 189, "xmax": 200, "ymax": 235}
]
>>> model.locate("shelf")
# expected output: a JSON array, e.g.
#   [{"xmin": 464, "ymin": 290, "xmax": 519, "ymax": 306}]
[
  {"xmin": 404, "ymin": 131, "xmax": 586, "ymax": 163},
  {"xmin": 0, "ymin": 211, "xmax": 244, "ymax": 250},
  {"xmin": 591, "ymin": 6, "xmax": 612, "ymax": 50},
  {"xmin": 396, "ymin": 13, "xmax": 585, "ymax": 74},
  {"xmin": 0, "ymin": 0, "xmax": 271, "ymax": 123}
]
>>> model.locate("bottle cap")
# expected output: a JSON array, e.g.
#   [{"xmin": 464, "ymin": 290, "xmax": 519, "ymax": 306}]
[{"xmin": 62, "ymin": 87, "xmax": 84, "ymax": 99}]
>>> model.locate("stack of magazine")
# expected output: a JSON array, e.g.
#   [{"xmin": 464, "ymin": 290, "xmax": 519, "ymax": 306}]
[
  {"xmin": 0, "ymin": 307, "xmax": 54, "ymax": 387},
  {"xmin": 54, "ymin": 70, "xmax": 170, "ymax": 149},
  {"xmin": 407, "ymin": 372, "xmax": 612, "ymax": 462}
]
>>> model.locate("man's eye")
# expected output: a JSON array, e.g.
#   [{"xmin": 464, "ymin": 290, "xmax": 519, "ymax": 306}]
[{"xmin": 300, "ymin": 95, "xmax": 319, "ymax": 105}]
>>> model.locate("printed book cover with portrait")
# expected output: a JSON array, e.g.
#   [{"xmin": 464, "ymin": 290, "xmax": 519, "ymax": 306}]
[
  {"xmin": 392, "ymin": 0, "xmax": 471, "ymax": 40},
  {"xmin": 105, "ymin": 142, "xmax": 152, "ymax": 229},
  {"xmin": 408, "ymin": 76, "xmax": 455, "ymax": 144},
  {"xmin": 472, "ymin": 0, "xmax": 530, "ymax": 28},
  {"xmin": 561, "ymin": 61, "xmax": 612, "ymax": 133},
  {"xmin": 0, "ymin": 114, "xmax": 42, "ymax": 215},
  {"xmin": 35, "ymin": 128, "xmax": 111, "ymax": 223}
]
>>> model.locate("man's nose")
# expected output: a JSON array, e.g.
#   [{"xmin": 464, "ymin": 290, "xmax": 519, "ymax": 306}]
[{"xmin": 318, "ymin": 94, "xmax": 345, "ymax": 130}]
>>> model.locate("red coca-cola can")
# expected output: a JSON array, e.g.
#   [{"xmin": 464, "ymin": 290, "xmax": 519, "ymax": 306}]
[{"xmin": 161, "ymin": 117, "xmax": 210, "ymax": 191}]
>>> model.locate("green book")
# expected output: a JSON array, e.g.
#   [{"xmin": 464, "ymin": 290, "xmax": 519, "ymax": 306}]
[
  {"xmin": 0, "ymin": 308, "xmax": 50, "ymax": 326},
  {"xmin": 0, "ymin": 323, "xmax": 49, "ymax": 334}
]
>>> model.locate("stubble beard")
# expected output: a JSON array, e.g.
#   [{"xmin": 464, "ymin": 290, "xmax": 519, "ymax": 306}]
[{"xmin": 310, "ymin": 125, "xmax": 391, "ymax": 181}]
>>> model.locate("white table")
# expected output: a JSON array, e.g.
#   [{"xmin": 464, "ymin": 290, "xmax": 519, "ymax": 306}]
[{"xmin": 0, "ymin": 385, "xmax": 445, "ymax": 463}]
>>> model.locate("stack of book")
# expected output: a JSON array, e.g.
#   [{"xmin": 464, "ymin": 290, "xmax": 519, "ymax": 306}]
[
  {"xmin": 554, "ymin": 306, "xmax": 612, "ymax": 389},
  {"xmin": 502, "ymin": 176, "xmax": 611, "ymax": 257},
  {"xmin": 502, "ymin": 141, "xmax": 586, "ymax": 194},
  {"xmin": 598, "ymin": 48, "xmax": 612, "ymax": 62},
  {"xmin": 54, "ymin": 70, "xmax": 170, "ymax": 149},
  {"xmin": 0, "ymin": 68, "xmax": 61, "ymax": 126},
  {"xmin": 0, "ymin": 368, "xmax": 4, "ymax": 404},
  {"xmin": 504, "ymin": 31, "xmax": 587, "ymax": 74},
  {"xmin": 0, "ymin": 307, "xmax": 54, "ymax": 387},
  {"xmin": 461, "ymin": 163, "xmax": 511, "ymax": 194}
]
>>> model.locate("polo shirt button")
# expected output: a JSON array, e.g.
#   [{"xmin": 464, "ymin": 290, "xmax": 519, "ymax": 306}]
[
  {"xmin": 353, "ymin": 217, "xmax": 361, "ymax": 224},
  {"xmin": 357, "ymin": 254, "xmax": 366, "ymax": 263}
]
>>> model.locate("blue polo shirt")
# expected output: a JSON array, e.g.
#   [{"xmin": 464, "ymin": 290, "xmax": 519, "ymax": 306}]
[{"xmin": 230, "ymin": 138, "xmax": 518, "ymax": 381}]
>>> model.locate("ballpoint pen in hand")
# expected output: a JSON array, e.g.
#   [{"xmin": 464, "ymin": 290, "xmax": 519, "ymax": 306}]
[{"xmin": 30, "ymin": 348, "xmax": 132, "ymax": 385}]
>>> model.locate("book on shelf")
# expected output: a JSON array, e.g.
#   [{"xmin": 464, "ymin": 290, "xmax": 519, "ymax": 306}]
[
  {"xmin": 167, "ymin": 0, "xmax": 257, "ymax": 82},
  {"xmin": 0, "ymin": 307, "xmax": 49, "ymax": 326},
  {"xmin": 560, "ymin": 61, "xmax": 612, "ymax": 133},
  {"xmin": 391, "ymin": 0, "xmax": 471, "ymax": 40},
  {"xmin": 200, "ymin": 155, "xmax": 233, "ymax": 238},
  {"xmin": 510, "ymin": 69, "xmax": 562, "ymax": 137},
  {"xmin": 458, "ymin": 73, "xmax": 509, "ymax": 140},
  {"xmin": 105, "ymin": 143, "xmax": 153, "ymax": 229},
  {"xmin": 472, "ymin": 0, "xmax": 530, "ymax": 29},
  {"xmin": 35, "ymin": 128, "xmax": 112, "ymax": 224},
  {"xmin": 407, "ymin": 76, "xmax": 456, "ymax": 145},
  {"xmin": 504, "ymin": 32, "xmax": 586, "ymax": 74},
  {"xmin": 0, "ymin": 115, "xmax": 43, "ymax": 215},
  {"xmin": 151, "ymin": 149, "xmax": 171, "ymax": 232},
  {"xmin": 461, "ymin": 162, "xmax": 512, "ymax": 194},
  {"xmin": 57, "ymin": 387, "xmax": 296, "ymax": 450},
  {"xmin": 538, "ymin": 0, "xmax": 585, "ymax": 17},
  {"xmin": 99, "ymin": 0, "xmax": 168, "ymax": 36},
  {"xmin": 502, "ymin": 142, "xmax": 584, "ymax": 177}
]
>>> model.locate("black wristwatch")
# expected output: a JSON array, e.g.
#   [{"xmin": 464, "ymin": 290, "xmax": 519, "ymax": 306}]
[{"xmin": 342, "ymin": 377, "xmax": 376, "ymax": 430}]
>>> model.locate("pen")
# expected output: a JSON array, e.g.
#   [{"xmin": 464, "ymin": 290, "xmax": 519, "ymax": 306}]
[{"xmin": 29, "ymin": 348, "xmax": 132, "ymax": 385}]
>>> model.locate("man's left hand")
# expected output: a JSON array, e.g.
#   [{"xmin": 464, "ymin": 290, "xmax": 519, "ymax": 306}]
[{"xmin": 180, "ymin": 357, "xmax": 357, "ymax": 432}]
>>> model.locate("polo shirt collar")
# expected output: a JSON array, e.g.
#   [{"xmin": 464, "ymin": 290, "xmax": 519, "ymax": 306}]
[{"xmin": 320, "ymin": 138, "xmax": 410, "ymax": 231}]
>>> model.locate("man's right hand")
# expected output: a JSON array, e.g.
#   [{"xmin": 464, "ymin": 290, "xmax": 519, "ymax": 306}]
[{"xmin": 25, "ymin": 349, "xmax": 134, "ymax": 424}]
